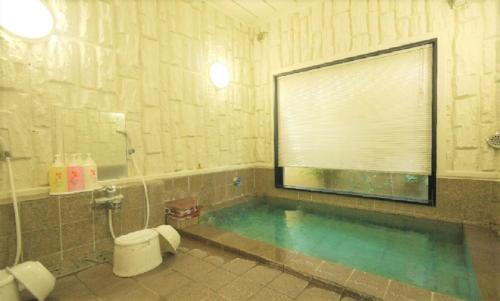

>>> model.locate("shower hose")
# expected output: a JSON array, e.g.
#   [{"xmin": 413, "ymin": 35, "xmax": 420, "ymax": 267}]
[
  {"xmin": 107, "ymin": 154, "xmax": 150, "ymax": 240},
  {"xmin": 6, "ymin": 157, "xmax": 22, "ymax": 265}
]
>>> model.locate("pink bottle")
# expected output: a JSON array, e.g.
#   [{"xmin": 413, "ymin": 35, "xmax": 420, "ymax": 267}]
[{"xmin": 67, "ymin": 153, "xmax": 85, "ymax": 192}]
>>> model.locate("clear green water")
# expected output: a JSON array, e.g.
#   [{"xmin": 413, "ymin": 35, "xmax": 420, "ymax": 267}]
[{"xmin": 201, "ymin": 198, "xmax": 481, "ymax": 301}]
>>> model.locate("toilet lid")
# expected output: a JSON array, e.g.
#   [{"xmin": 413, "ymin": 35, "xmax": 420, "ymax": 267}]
[
  {"xmin": 154, "ymin": 225, "xmax": 181, "ymax": 254},
  {"xmin": 115, "ymin": 229, "xmax": 158, "ymax": 246}
]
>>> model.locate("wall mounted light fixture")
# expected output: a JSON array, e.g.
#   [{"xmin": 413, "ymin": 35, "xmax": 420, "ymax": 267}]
[
  {"xmin": 210, "ymin": 62, "xmax": 230, "ymax": 89},
  {"xmin": 0, "ymin": 0, "xmax": 54, "ymax": 39}
]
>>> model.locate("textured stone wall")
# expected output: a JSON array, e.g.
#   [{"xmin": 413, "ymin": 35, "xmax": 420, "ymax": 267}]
[
  {"xmin": 253, "ymin": 0, "xmax": 500, "ymax": 178},
  {"xmin": 0, "ymin": 0, "xmax": 262, "ymax": 193},
  {"xmin": 0, "ymin": 0, "xmax": 498, "ymax": 194}
]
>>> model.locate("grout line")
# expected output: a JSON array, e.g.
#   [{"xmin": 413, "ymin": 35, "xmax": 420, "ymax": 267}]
[
  {"xmin": 57, "ymin": 196, "xmax": 64, "ymax": 263},
  {"xmin": 253, "ymin": 168, "xmax": 256, "ymax": 191},
  {"xmin": 91, "ymin": 191, "xmax": 96, "ymax": 253},
  {"xmin": 18, "ymin": 200, "xmax": 24, "ymax": 263},
  {"xmin": 133, "ymin": 275, "xmax": 161, "ymax": 298}
]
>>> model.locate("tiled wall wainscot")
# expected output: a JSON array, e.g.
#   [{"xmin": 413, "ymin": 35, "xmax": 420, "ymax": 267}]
[{"xmin": 0, "ymin": 168, "xmax": 256, "ymax": 269}]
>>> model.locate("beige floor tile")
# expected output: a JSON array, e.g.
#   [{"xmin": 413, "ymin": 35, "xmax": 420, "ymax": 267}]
[
  {"xmin": 75, "ymin": 294, "xmax": 101, "ymax": 301},
  {"xmin": 179, "ymin": 236, "xmax": 209, "ymax": 250},
  {"xmin": 80, "ymin": 276, "xmax": 161, "ymax": 301},
  {"xmin": 49, "ymin": 275, "xmax": 93, "ymax": 299},
  {"xmin": 247, "ymin": 243, "xmax": 291, "ymax": 265},
  {"xmin": 76, "ymin": 264, "xmax": 125, "ymax": 292},
  {"xmin": 222, "ymin": 258, "xmax": 257, "ymax": 275},
  {"xmin": 248, "ymin": 287, "xmax": 293, "ymax": 301},
  {"xmin": 170, "ymin": 253, "xmax": 202, "ymax": 269},
  {"xmin": 384, "ymin": 280, "xmax": 431, "ymax": 301},
  {"xmin": 188, "ymin": 248, "xmax": 208, "ymax": 258},
  {"xmin": 241, "ymin": 265, "xmax": 282, "ymax": 285},
  {"xmin": 218, "ymin": 277, "xmax": 263, "ymax": 301},
  {"xmin": 339, "ymin": 297, "xmax": 360, "ymax": 301},
  {"xmin": 177, "ymin": 246, "xmax": 190, "ymax": 253},
  {"xmin": 284, "ymin": 253, "xmax": 322, "ymax": 276},
  {"xmin": 92, "ymin": 278, "xmax": 140, "ymax": 298},
  {"xmin": 167, "ymin": 282, "xmax": 218, "ymax": 301},
  {"xmin": 172, "ymin": 254, "xmax": 217, "ymax": 280},
  {"xmin": 205, "ymin": 255, "xmax": 226, "ymax": 266},
  {"xmin": 344, "ymin": 270, "xmax": 389, "ymax": 299},
  {"xmin": 295, "ymin": 287, "xmax": 341, "ymax": 301},
  {"xmin": 208, "ymin": 293, "xmax": 233, "ymax": 301},
  {"xmin": 314, "ymin": 261, "xmax": 354, "ymax": 286},
  {"xmin": 136, "ymin": 270, "xmax": 192, "ymax": 297},
  {"xmin": 267, "ymin": 273, "xmax": 309, "ymax": 298},
  {"xmin": 204, "ymin": 246, "xmax": 239, "ymax": 263},
  {"xmin": 104, "ymin": 286, "xmax": 161, "ymax": 301},
  {"xmin": 134, "ymin": 260, "xmax": 174, "ymax": 282},
  {"xmin": 44, "ymin": 292, "xmax": 100, "ymax": 301},
  {"xmin": 198, "ymin": 268, "xmax": 238, "ymax": 291}
]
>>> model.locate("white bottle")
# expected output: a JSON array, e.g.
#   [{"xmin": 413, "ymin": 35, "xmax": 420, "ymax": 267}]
[{"xmin": 83, "ymin": 153, "xmax": 98, "ymax": 189}]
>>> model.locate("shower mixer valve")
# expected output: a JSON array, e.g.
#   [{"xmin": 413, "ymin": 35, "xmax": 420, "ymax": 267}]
[{"xmin": 94, "ymin": 185, "xmax": 123, "ymax": 209}]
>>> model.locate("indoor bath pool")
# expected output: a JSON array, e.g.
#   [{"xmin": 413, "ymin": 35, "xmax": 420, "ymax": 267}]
[{"xmin": 201, "ymin": 199, "xmax": 481, "ymax": 301}]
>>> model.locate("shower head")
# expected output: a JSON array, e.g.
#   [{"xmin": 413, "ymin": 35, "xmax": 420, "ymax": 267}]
[{"xmin": 116, "ymin": 130, "xmax": 135, "ymax": 156}]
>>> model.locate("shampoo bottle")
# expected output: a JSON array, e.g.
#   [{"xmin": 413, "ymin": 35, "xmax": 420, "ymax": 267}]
[
  {"xmin": 48, "ymin": 154, "xmax": 68, "ymax": 194},
  {"xmin": 67, "ymin": 153, "xmax": 85, "ymax": 191},
  {"xmin": 83, "ymin": 153, "xmax": 98, "ymax": 189}
]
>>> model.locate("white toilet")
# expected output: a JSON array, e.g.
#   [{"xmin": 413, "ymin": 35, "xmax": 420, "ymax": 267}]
[
  {"xmin": 0, "ymin": 269, "xmax": 21, "ymax": 301},
  {"xmin": 113, "ymin": 225, "xmax": 180, "ymax": 277}
]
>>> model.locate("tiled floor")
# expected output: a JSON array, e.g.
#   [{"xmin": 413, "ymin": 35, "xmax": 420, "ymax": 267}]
[{"xmin": 21, "ymin": 238, "xmax": 362, "ymax": 301}]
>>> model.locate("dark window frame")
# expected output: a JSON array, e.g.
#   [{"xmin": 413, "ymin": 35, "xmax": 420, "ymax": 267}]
[{"xmin": 273, "ymin": 39, "xmax": 437, "ymax": 206}]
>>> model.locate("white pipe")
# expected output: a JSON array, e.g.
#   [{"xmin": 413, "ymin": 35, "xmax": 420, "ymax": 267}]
[
  {"xmin": 115, "ymin": 130, "xmax": 150, "ymax": 229},
  {"xmin": 6, "ymin": 157, "xmax": 22, "ymax": 265},
  {"xmin": 108, "ymin": 209, "xmax": 116, "ymax": 240},
  {"xmin": 131, "ymin": 155, "xmax": 150, "ymax": 229}
]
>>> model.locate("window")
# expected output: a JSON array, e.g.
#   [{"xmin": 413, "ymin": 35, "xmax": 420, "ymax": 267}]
[{"xmin": 274, "ymin": 40, "xmax": 436, "ymax": 205}]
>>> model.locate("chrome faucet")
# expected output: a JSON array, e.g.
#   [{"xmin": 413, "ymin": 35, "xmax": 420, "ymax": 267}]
[{"xmin": 94, "ymin": 185, "xmax": 123, "ymax": 209}]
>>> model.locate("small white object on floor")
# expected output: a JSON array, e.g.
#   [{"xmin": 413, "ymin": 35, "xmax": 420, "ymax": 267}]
[
  {"xmin": 113, "ymin": 225, "xmax": 181, "ymax": 277},
  {"xmin": 4, "ymin": 261, "xmax": 56, "ymax": 301}
]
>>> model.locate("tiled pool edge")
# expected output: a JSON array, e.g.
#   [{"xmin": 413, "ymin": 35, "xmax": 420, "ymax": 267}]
[
  {"xmin": 179, "ymin": 224, "xmax": 463, "ymax": 301},
  {"xmin": 463, "ymin": 225, "xmax": 500, "ymax": 301}
]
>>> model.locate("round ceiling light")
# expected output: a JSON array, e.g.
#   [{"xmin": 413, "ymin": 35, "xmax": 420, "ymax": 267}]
[
  {"xmin": 209, "ymin": 62, "xmax": 230, "ymax": 89},
  {"xmin": 0, "ymin": 0, "xmax": 54, "ymax": 39}
]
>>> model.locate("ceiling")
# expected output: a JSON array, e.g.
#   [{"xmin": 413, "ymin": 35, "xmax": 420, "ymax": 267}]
[{"xmin": 207, "ymin": 0, "xmax": 318, "ymax": 25}]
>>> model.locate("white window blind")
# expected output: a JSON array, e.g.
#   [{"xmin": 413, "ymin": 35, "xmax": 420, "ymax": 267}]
[{"xmin": 277, "ymin": 44, "xmax": 433, "ymax": 175}]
